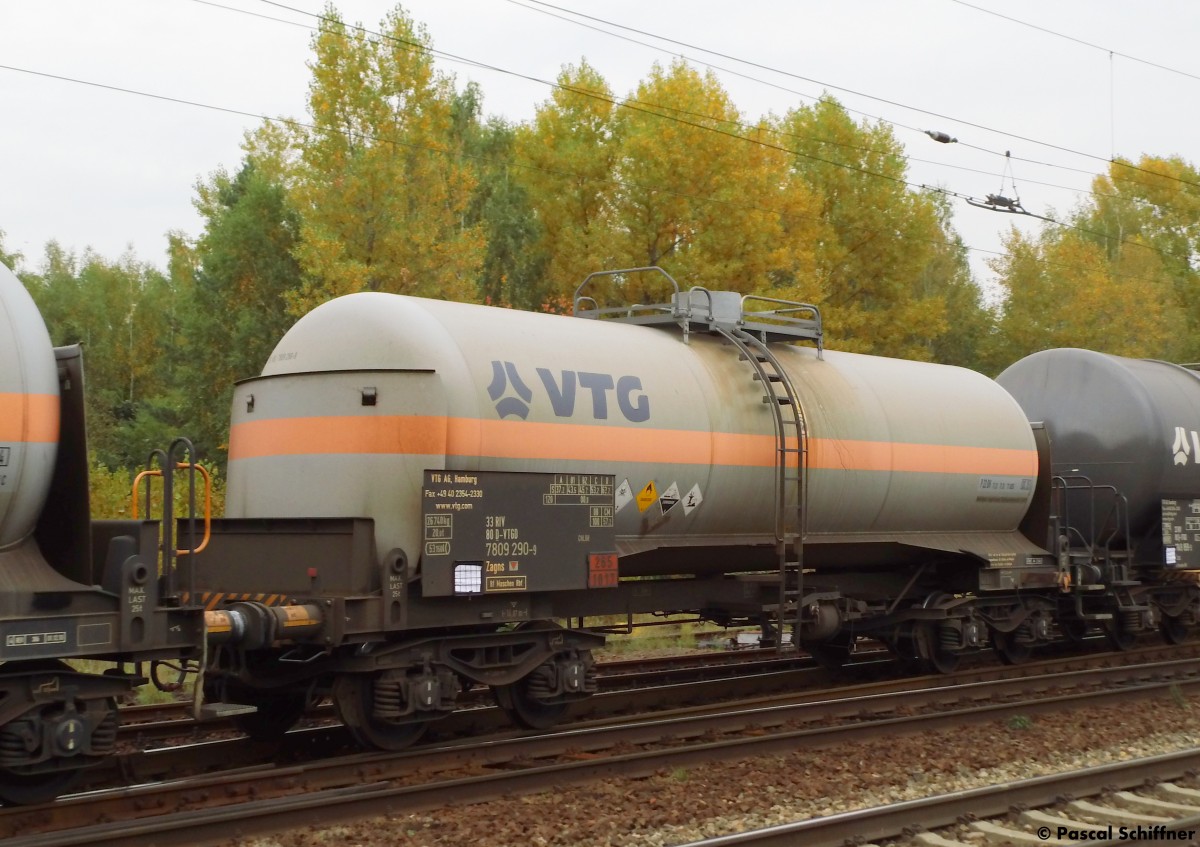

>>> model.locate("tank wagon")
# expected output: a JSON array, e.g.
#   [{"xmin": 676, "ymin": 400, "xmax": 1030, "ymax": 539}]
[
  {"xmin": 0, "ymin": 264, "xmax": 201, "ymax": 804},
  {"xmin": 998, "ymin": 349, "xmax": 1200, "ymax": 647},
  {"xmin": 8, "ymin": 262, "xmax": 1200, "ymax": 803},
  {"xmin": 189, "ymin": 268, "xmax": 1070, "ymax": 746}
]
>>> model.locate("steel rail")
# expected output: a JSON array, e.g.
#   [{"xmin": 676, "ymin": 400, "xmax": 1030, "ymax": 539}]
[
  {"xmin": 78, "ymin": 642, "xmax": 1200, "ymax": 794},
  {"xmin": 4, "ymin": 657, "xmax": 1200, "ymax": 846}
]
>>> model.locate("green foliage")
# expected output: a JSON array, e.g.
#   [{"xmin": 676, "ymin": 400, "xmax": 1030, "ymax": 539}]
[
  {"xmin": 1005, "ymin": 714, "xmax": 1033, "ymax": 731},
  {"xmin": 0, "ymin": 229, "xmax": 22, "ymax": 271},
  {"xmin": 919, "ymin": 194, "xmax": 993, "ymax": 371},
  {"xmin": 985, "ymin": 154, "xmax": 1200, "ymax": 370},
  {"xmin": 21, "ymin": 244, "xmax": 182, "ymax": 468},
  {"xmin": 455, "ymin": 90, "xmax": 548, "ymax": 309},
  {"xmin": 173, "ymin": 158, "xmax": 302, "ymax": 462},
  {"xmin": 88, "ymin": 455, "xmax": 226, "ymax": 522},
  {"xmin": 987, "ymin": 224, "xmax": 1184, "ymax": 369},
  {"xmin": 67, "ymin": 661, "xmax": 182, "ymax": 705}
]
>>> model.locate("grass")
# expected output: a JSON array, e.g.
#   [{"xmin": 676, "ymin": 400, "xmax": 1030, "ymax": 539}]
[
  {"xmin": 66, "ymin": 659, "xmax": 186, "ymax": 705},
  {"xmin": 591, "ymin": 615, "xmax": 747, "ymax": 658},
  {"xmin": 1006, "ymin": 714, "xmax": 1034, "ymax": 731}
]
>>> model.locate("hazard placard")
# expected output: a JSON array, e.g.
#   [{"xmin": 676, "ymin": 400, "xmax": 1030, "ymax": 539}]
[
  {"xmin": 614, "ymin": 478, "xmax": 634, "ymax": 512},
  {"xmin": 659, "ymin": 481, "xmax": 681, "ymax": 515},
  {"xmin": 635, "ymin": 480, "xmax": 657, "ymax": 512}
]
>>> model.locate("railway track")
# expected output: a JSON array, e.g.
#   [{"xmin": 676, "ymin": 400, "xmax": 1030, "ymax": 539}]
[
  {"xmin": 97, "ymin": 640, "xmax": 1199, "ymax": 794},
  {"xmin": 6, "ymin": 645, "xmax": 1200, "ymax": 846},
  {"xmin": 111, "ymin": 636, "xmax": 1187, "ymax": 746},
  {"xmin": 677, "ymin": 749, "xmax": 1200, "ymax": 846},
  {"xmin": 96, "ymin": 645, "xmax": 889, "ymax": 791}
]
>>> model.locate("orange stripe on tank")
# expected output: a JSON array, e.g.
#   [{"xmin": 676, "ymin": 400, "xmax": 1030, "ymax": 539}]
[
  {"xmin": 228, "ymin": 415, "xmax": 1037, "ymax": 477},
  {"xmin": 447, "ymin": 418, "xmax": 717, "ymax": 465},
  {"xmin": 810, "ymin": 439, "xmax": 1037, "ymax": 476},
  {"xmin": 0, "ymin": 393, "xmax": 59, "ymax": 443},
  {"xmin": 229, "ymin": 415, "xmax": 446, "ymax": 459}
]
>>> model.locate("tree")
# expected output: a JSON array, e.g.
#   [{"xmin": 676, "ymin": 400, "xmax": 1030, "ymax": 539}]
[
  {"xmin": 22, "ymin": 244, "xmax": 177, "ymax": 467},
  {"xmin": 608, "ymin": 60, "xmax": 819, "ymax": 305},
  {"xmin": 776, "ymin": 98, "xmax": 954, "ymax": 360},
  {"xmin": 919, "ymin": 193, "xmax": 993, "ymax": 370},
  {"xmin": 989, "ymin": 225, "xmax": 1182, "ymax": 365},
  {"xmin": 0, "ymin": 230, "xmax": 22, "ymax": 272},
  {"xmin": 985, "ymin": 154, "xmax": 1200, "ymax": 368},
  {"xmin": 173, "ymin": 158, "xmax": 302, "ymax": 461},
  {"xmin": 1075, "ymin": 155, "xmax": 1200, "ymax": 355},
  {"xmin": 247, "ymin": 5, "xmax": 483, "ymax": 313},
  {"xmin": 452, "ymin": 85, "xmax": 547, "ymax": 309},
  {"xmin": 514, "ymin": 60, "xmax": 622, "ymax": 303}
]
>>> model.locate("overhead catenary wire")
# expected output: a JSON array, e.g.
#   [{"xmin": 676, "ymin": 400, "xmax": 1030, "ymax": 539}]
[
  {"xmin": 510, "ymin": 0, "xmax": 1200, "ymax": 195},
  {"xmin": 0, "ymin": 64, "xmax": 836, "ymax": 244},
  {"xmin": 4, "ymin": 56, "xmax": 1150, "ymax": 293},
  {"xmin": 241, "ymin": 0, "xmax": 1189, "ymax": 215},
  {"xmin": 245, "ymin": 0, "xmax": 1188, "ymax": 272},
  {"xmin": 496, "ymin": 0, "xmax": 1162, "ymax": 207},
  {"xmin": 0, "ymin": 4, "xmax": 1186, "ymax": 293},
  {"xmin": 948, "ymin": 0, "xmax": 1200, "ymax": 85}
]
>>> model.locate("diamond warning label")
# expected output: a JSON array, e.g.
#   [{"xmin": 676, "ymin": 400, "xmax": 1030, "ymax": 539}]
[
  {"xmin": 614, "ymin": 479, "xmax": 633, "ymax": 512},
  {"xmin": 659, "ymin": 481, "xmax": 680, "ymax": 515},
  {"xmin": 635, "ymin": 480, "xmax": 658, "ymax": 512}
]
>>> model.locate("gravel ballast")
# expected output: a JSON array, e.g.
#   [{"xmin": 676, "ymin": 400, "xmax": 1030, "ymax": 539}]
[{"xmin": 233, "ymin": 693, "xmax": 1200, "ymax": 847}]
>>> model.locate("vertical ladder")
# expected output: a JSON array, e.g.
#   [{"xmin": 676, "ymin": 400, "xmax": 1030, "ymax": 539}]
[{"xmin": 715, "ymin": 327, "xmax": 808, "ymax": 651}]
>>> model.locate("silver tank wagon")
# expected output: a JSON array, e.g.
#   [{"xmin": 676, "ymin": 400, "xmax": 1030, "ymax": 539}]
[
  {"xmin": 193, "ymin": 277, "xmax": 1075, "ymax": 742},
  {"xmin": 225, "ymin": 289, "xmax": 1039, "ymax": 578},
  {"xmin": 0, "ymin": 262, "xmax": 59, "ymax": 551}
]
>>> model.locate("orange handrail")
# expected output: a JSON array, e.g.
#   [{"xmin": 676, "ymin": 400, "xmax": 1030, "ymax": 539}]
[{"xmin": 131, "ymin": 462, "xmax": 212, "ymax": 555}]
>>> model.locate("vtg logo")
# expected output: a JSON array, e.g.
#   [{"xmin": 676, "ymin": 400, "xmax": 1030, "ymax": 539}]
[
  {"xmin": 487, "ymin": 360, "xmax": 650, "ymax": 422},
  {"xmin": 1173, "ymin": 426, "xmax": 1200, "ymax": 466}
]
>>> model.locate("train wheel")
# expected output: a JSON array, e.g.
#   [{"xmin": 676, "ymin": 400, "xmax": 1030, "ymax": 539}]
[
  {"xmin": 915, "ymin": 623, "xmax": 959, "ymax": 675},
  {"xmin": 1059, "ymin": 618, "xmax": 1089, "ymax": 645},
  {"xmin": 807, "ymin": 633, "xmax": 853, "ymax": 671},
  {"xmin": 492, "ymin": 679, "xmax": 568, "ymax": 730},
  {"xmin": 1104, "ymin": 620, "xmax": 1137, "ymax": 651},
  {"xmin": 332, "ymin": 673, "xmax": 426, "ymax": 751},
  {"xmin": 0, "ymin": 767, "xmax": 82, "ymax": 806},
  {"xmin": 992, "ymin": 631, "xmax": 1031, "ymax": 664},
  {"xmin": 1161, "ymin": 615, "xmax": 1189, "ymax": 645},
  {"xmin": 234, "ymin": 692, "xmax": 310, "ymax": 742}
]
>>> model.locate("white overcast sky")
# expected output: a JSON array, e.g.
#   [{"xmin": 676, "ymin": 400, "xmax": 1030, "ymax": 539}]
[{"xmin": 1, "ymin": 0, "xmax": 1198, "ymax": 291}]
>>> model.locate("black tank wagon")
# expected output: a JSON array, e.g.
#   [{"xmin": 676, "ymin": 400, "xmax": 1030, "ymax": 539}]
[{"xmin": 999, "ymin": 348, "xmax": 1200, "ymax": 646}]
